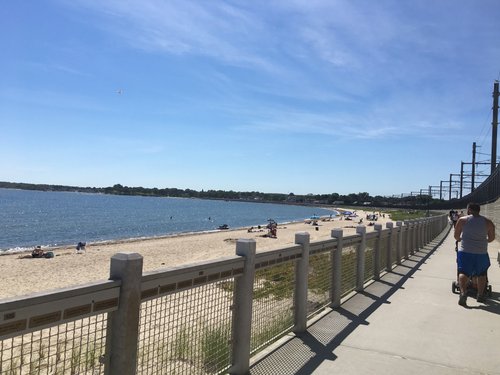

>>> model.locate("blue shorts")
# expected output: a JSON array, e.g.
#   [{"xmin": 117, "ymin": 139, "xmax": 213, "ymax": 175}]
[{"xmin": 457, "ymin": 251, "xmax": 490, "ymax": 277}]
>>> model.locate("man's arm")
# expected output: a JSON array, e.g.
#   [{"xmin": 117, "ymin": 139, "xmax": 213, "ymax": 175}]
[
  {"xmin": 454, "ymin": 218, "xmax": 464, "ymax": 241},
  {"xmin": 486, "ymin": 219, "xmax": 495, "ymax": 242}
]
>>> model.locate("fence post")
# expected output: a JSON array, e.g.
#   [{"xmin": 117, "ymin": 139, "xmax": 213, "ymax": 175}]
[
  {"xmin": 105, "ymin": 252, "xmax": 143, "ymax": 375},
  {"xmin": 424, "ymin": 219, "xmax": 428, "ymax": 245},
  {"xmin": 331, "ymin": 229, "xmax": 343, "ymax": 308},
  {"xmin": 374, "ymin": 224, "xmax": 382, "ymax": 280},
  {"xmin": 403, "ymin": 221, "xmax": 410, "ymax": 259},
  {"xmin": 420, "ymin": 219, "xmax": 425, "ymax": 248},
  {"xmin": 294, "ymin": 232, "xmax": 310, "ymax": 334},
  {"xmin": 386, "ymin": 222, "xmax": 394, "ymax": 271},
  {"xmin": 420, "ymin": 219, "xmax": 424, "ymax": 247},
  {"xmin": 396, "ymin": 221, "xmax": 403, "ymax": 265},
  {"xmin": 423, "ymin": 219, "xmax": 428, "ymax": 245},
  {"xmin": 412, "ymin": 220, "xmax": 418, "ymax": 254},
  {"xmin": 356, "ymin": 226, "xmax": 366, "ymax": 291},
  {"xmin": 230, "ymin": 239, "xmax": 256, "ymax": 375},
  {"xmin": 413, "ymin": 220, "xmax": 419, "ymax": 251}
]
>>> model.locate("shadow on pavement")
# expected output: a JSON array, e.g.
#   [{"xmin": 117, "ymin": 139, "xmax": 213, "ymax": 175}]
[{"xmin": 249, "ymin": 229, "xmax": 450, "ymax": 375}]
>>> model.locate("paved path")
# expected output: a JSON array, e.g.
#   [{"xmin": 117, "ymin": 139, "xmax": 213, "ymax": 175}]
[{"xmin": 250, "ymin": 227, "xmax": 500, "ymax": 375}]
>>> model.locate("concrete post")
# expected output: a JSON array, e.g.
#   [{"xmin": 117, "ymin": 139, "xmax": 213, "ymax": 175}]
[
  {"xmin": 432, "ymin": 217, "xmax": 437, "ymax": 240},
  {"xmin": 331, "ymin": 229, "xmax": 343, "ymax": 308},
  {"xmin": 421, "ymin": 219, "xmax": 426, "ymax": 248},
  {"xmin": 106, "ymin": 253, "xmax": 143, "ymax": 375},
  {"xmin": 412, "ymin": 220, "xmax": 418, "ymax": 254},
  {"xmin": 374, "ymin": 224, "xmax": 382, "ymax": 280},
  {"xmin": 412, "ymin": 219, "xmax": 420, "ymax": 253},
  {"xmin": 403, "ymin": 221, "xmax": 410, "ymax": 259},
  {"xmin": 428, "ymin": 219, "xmax": 432, "ymax": 244},
  {"xmin": 294, "ymin": 232, "xmax": 310, "ymax": 334},
  {"xmin": 421, "ymin": 219, "xmax": 424, "ymax": 246},
  {"xmin": 420, "ymin": 219, "xmax": 425, "ymax": 248},
  {"xmin": 386, "ymin": 222, "xmax": 394, "ymax": 271},
  {"xmin": 230, "ymin": 239, "xmax": 256, "ymax": 375},
  {"xmin": 396, "ymin": 221, "xmax": 403, "ymax": 265},
  {"xmin": 424, "ymin": 219, "xmax": 429, "ymax": 245},
  {"xmin": 356, "ymin": 226, "xmax": 366, "ymax": 291},
  {"xmin": 428, "ymin": 219, "xmax": 432, "ymax": 243}
]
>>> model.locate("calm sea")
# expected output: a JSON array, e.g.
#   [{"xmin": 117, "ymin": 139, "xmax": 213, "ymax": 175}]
[{"xmin": 0, "ymin": 188, "xmax": 336, "ymax": 253}]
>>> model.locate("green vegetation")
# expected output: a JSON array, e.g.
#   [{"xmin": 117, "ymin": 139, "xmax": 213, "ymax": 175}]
[
  {"xmin": 253, "ymin": 263, "xmax": 295, "ymax": 300},
  {"xmin": 252, "ymin": 311, "xmax": 294, "ymax": 351},
  {"xmin": 384, "ymin": 209, "xmax": 428, "ymax": 221},
  {"xmin": 171, "ymin": 327, "xmax": 190, "ymax": 362},
  {"xmin": 0, "ymin": 181, "xmax": 447, "ymax": 208},
  {"xmin": 308, "ymin": 253, "xmax": 331, "ymax": 295},
  {"xmin": 201, "ymin": 325, "xmax": 231, "ymax": 374}
]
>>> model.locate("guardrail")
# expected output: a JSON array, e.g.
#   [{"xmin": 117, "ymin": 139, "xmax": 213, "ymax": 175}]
[{"xmin": 0, "ymin": 215, "xmax": 448, "ymax": 374}]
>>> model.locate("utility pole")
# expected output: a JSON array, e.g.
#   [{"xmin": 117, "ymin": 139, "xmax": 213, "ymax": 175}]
[
  {"xmin": 492, "ymin": 81, "xmax": 499, "ymax": 174},
  {"xmin": 440, "ymin": 180, "xmax": 450, "ymax": 200},
  {"xmin": 460, "ymin": 162, "xmax": 464, "ymax": 197},
  {"xmin": 472, "ymin": 142, "xmax": 476, "ymax": 192},
  {"xmin": 449, "ymin": 174, "xmax": 461, "ymax": 200}
]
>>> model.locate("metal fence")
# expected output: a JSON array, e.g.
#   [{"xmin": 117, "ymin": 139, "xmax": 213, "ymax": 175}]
[{"xmin": 0, "ymin": 215, "xmax": 448, "ymax": 375}]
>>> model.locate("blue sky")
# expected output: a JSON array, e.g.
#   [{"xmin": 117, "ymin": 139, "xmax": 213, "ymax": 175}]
[{"xmin": 1, "ymin": 1, "xmax": 499, "ymax": 196}]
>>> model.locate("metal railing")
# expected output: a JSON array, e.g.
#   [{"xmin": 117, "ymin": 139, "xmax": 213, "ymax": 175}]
[{"xmin": 0, "ymin": 214, "xmax": 448, "ymax": 374}]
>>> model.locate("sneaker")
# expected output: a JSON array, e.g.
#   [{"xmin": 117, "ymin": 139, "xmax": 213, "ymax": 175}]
[
  {"xmin": 458, "ymin": 294, "xmax": 467, "ymax": 307},
  {"xmin": 477, "ymin": 295, "xmax": 486, "ymax": 303}
]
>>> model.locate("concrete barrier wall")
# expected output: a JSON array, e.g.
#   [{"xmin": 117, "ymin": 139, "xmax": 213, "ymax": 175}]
[{"xmin": 478, "ymin": 198, "xmax": 500, "ymax": 241}]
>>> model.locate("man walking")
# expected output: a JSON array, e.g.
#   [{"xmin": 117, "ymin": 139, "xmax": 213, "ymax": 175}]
[{"xmin": 454, "ymin": 203, "xmax": 495, "ymax": 306}]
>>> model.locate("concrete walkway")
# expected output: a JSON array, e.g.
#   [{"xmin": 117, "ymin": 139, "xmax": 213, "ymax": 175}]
[{"xmin": 250, "ymin": 227, "xmax": 500, "ymax": 375}]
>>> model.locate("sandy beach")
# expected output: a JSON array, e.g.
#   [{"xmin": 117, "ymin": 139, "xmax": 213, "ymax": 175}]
[{"xmin": 0, "ymin": 210, "xmax": 393, "ymax": 299}]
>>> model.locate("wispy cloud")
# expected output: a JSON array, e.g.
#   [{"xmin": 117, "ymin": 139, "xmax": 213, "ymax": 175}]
[
  {"xmin": 233, "ymin": 100, "xmax": 467, "ymax": 141},
  {"xmin": 0, "ymin": 88, "xmax": 107, "ymax": 112},
  {"xmin": 22, "ymin": 61, "xmax": 90, "ymax": 77},
  {"xmin": 69, "ymin": 0, "xmax": 279, "ymax": 72}
]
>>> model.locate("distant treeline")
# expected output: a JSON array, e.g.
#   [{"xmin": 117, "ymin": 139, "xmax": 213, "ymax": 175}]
[{"xmin": 0, "ymin": 181, "xmax": 445, "ymax": 207}]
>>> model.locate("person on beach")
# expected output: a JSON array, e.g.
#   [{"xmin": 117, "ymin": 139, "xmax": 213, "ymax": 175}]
[
  {"xmin": 454, "ymin": 203, "xmax": 495, "ymax": 306},
  {"xmin": 32, "ymin": 246, "xmax": 44, "ymax": 258},
  {"xmin": 76, "ymin": 242, "xmax": 86, "ymax": 253}
]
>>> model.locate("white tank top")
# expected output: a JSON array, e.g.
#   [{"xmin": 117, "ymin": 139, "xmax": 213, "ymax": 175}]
[{"xmin": 459, "ymin": 215, "xmax": 488, "ymax": 254}]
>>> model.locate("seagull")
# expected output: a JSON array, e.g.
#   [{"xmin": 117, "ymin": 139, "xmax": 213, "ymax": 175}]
[{"xmin": 116, "ymin": 89, "xmax": 123, "ymax": 95}]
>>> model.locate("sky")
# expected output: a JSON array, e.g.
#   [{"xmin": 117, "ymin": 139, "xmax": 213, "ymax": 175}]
[{"xmin": 1, "ymin": 1, "xmax": 500, "ymax": 197}]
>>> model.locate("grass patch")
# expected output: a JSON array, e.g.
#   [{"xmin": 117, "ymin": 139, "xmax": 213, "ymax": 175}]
[
  {"xmin": 252, "ymin": 311, "xmax": 294, "ymax": 350},
  {"xmin": 382, "ymin": 210, "xmax": 428, "ymax": 221},
  {"xmin": 172, "ymin": 327, "xmax": 190, "ymax": 361},
  {"xmin": 201, "ymin": 325, "xmax": 231, "ymax": 374}
]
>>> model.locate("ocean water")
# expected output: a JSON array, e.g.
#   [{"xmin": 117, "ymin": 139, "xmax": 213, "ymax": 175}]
[{"xmin": 0, "ymin": 188, "xmax": 336, "ymax": 253}]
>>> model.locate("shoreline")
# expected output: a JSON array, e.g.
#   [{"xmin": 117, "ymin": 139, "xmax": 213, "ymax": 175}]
[
  {"xmin": 0, "ymin": 209, "xmax": 389, "ymax": 299},
  {"xmin": 0, "ymin": 217, "xmax": 331, "ymax": 256},
  {"xmin": 0, "ymin": 206, "xmax": 341, "ymax": 255}
]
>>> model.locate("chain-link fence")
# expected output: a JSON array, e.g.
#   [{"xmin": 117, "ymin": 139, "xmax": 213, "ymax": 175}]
[
  {"xmin": 250, "ymin": 260, "xmax": 295, "ymax": 355},
  {"xmin": 341, "ymin": 244, "xmax": 358, "ymax": 297},
  {"xmin": 137, "ymin": 280, "xmax": 234, "ymax": 375},
  {"xmin": 307, "ymin": 250, "xmax": 333, "ymax": 317},
  {"xmin": 364, "ymin": 237, "xmax": 376, "ymax": 282},
  {"xmin": 0, "ymin": 314, "xmax": 108, "ymax": 375}
]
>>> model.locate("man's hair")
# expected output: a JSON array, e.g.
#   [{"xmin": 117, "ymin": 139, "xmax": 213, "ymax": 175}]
[{"xmin": 467, "ymin": 203, "xmax": 480, "ymax": 214}]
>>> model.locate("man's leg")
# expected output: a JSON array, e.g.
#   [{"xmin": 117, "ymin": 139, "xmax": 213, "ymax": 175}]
[
  {"xmin": 458, "ymin": 273, "xmax": 469, "ymax": 306},
  {"xmin": 476, "ymin": 275, "xmax": 487, "ymax": 301}
]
